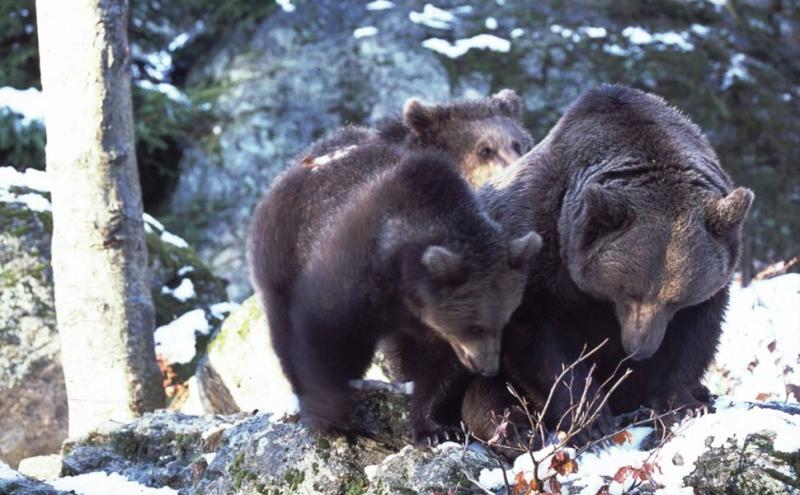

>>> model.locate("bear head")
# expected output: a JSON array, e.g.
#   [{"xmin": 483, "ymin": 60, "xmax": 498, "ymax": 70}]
[
  {"xmin": 402, "ymin": 89, "xmax": 533, "ymax": 187},
  {"xmin": 404, "ymin": 230, "xmax": 542, "ymax": 376},
  {"xmin": 560, "ymin": 183, "xmax": 753, "ymax": 360}
]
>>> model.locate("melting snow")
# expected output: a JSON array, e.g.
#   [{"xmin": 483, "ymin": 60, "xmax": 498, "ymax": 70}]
[
  {"xmin": 51, "ymin": 471, "xmax": 178, "ymax": 494},
  {"xmin": 154, "ymin": 308, "xmax": 210, "ymax": 364},
  {"xmin": 409, "ymin": 4, "xmax": 456, "ymax": 30},
  {"xmin": 366, "ymin": 0, "xmax": 394, "ymax": 10},
  {"xmin": 0, "ymin": 87, "xmax": 45, "ymax": 124},
  {"xmin": 353, "ymin": 26, "xmax": 379, "ymax": 39},
  {"xmin": 422, "ymin": 34, "xmax": 511, "ymax": 58}
]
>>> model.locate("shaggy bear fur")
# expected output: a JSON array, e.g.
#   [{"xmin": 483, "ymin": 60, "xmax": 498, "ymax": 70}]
[
  {"xmin": 463, "ymin": 84, "xmax": 754, "ymax": 447},
  {"xmin": 249, "ymin": 140, "xmax": 540, "ymax": 439}
]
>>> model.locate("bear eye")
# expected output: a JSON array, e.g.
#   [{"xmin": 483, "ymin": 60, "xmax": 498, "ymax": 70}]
[
  {"xmin": 478, "ymin": 146, "xmax": 494, "ymax": 159},
  {"xmin": 465, "ymin": 325, "xmax": 485, "ymax": 338},
  {"xmin": 512, "ymin": 141, "xmax": 523, "ymax": 155}
]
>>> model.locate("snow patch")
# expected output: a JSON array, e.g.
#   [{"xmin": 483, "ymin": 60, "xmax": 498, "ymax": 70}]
[
  {"xmin": 154, "ymin": 308, "xmax": 210, "ymax": 364},
  {"xmin": 690, "ymin": 23, "xmax": 710, "ymax": 36},
  {"xmin": 603, "ymin": 43, "xmax": 632, "ymax": 57},
  {"xmin": 510, "ymin": 28, "xmax": 525, "ymax": 38},
  {"xmin": 177, "ymin": 266, "xmax": 194, "ymax": 277},
  {"xmin": 485, "ymin": 17, "xmax": 498, "ymax": 30},
  {"xmin": 583, "ymin": 26, "xmax": 607, "ymax": 38},
  {"xmin": 422, "ymin": 34, "xmax": 511, "ymax": 58},
  {"xmin": 0, "ymin": 462, "xmax": 23, "ymax": 481},
  {"xmin": 722, "ymin": 53, "xmax": 751, "ymax": 90},
  {"xmin": 409, "ymin": 4, "xmax": 456, "ymax": 30},
  {"xmin": 353, "ymin": 26, "xmax": 379, "ymax": 39},
  {"xmin": 366, "ymin": 0, "xmax": 394, "ymax": 10},
  {"xmin": 706, "ymin": 274, "xmax": 800, "ymax": 401},
  {"xmin": 51, "ymin": 471, "xmax": 178, "ymax": 494},
  {"xmin": 160, "ymin": 231, "xmax": 190, "ymax": 249},
  {"xmin": 275, "ymin": 0, "xmax": 295, "ymax": 13},
  {"xmin": 622, "ymin": 26, "xmax": 694, "ymax": 51},
  {"xmin": 0, "ymin": 87, "xmax": 44, "ymax": 124},
  {"xmin": 0, "ymin": 167, "xmax": 51, "ymax": 211},
  {"xmin": 161, "ymin": 278, "xmax": 196, "ymax": 303},
  {"xmin": 136, "ymin": 80, "xmax": 190, "ymax": 104},
  {"xmin": 210, "ymin": 301, "xmax": 239, "ymax": 320}
]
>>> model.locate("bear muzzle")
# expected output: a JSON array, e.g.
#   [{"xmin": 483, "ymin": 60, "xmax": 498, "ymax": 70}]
[
  {"xmin": 450, "ymin": 340, "xmax": 500, "ymax": 377},
  {"xmin": 617, "ymin": 302, "xmax": 671, "ymax": 361}
]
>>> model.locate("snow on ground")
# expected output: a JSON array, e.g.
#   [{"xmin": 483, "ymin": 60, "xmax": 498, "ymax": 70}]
[
  {"xmin": 51, "ymin": 471, "xmax": 178, "ymax": 495},
  {"xmin": 477, "ymin": 274, "xmax": 800, "ymax": 494},
  {"xmin": 0, "ymin": 87, "xmax": 45, "ymax": 125},
  {"xmin": 706, "ymin": 273, "xmax": 800, "ymax": 402},
  {"xmin": 423, "ymin": 34, "xmax": 511, "ymax": 58},
  {"xmin": 154, "ymin": 308, "xmax": 210, "ymax": 364}
]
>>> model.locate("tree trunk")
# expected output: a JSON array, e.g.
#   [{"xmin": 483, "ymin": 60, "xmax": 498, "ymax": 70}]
[{"xmin": 36, "ymin": 0, "xmax": 165, "ymax": 437}]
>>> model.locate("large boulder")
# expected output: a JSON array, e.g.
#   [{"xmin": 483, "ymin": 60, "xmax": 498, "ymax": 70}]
[{"xmin": 0, "ymin": 167, "xmax": 229, "ymax": 467}]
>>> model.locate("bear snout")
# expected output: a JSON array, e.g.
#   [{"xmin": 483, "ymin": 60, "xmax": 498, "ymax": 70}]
[{"xmin": 617, "ymin": 302, "xmax": 670, "ymax": 361}]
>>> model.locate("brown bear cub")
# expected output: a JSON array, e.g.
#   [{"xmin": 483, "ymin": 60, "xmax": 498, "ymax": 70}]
[
  {"xmin": 463, "ymin": 84, "xmax": 754, "ymax": 449},
  {"xmin": 249, "ymin": 92, "xmax": 541, "ymax": 442}
]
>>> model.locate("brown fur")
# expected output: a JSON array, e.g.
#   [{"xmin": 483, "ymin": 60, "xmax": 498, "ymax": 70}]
[{"xmin": 465, "ymin": 84, "xmax": 753, "ymax": 446}]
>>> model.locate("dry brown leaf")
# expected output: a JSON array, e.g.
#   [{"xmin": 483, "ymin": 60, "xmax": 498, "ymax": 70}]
[
  {"xmin": 549, "ymin": 450, "xmax": 579, "ymax": 476},
  {"xmin": 755, "ymin": 392, "xmax": 771, "ymax": 401},
  {"xmin": 611, "ymin": 430, "xmax": 633, "ymax": 445}
]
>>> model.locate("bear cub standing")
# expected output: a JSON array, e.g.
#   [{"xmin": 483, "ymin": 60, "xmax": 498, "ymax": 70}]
[{"xmin": 249, "ymin": 91, "xmax": 540, "ymax": 439}]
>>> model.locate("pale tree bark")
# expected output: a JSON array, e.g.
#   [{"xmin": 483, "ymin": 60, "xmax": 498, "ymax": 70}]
[{"xmin": 36, "ymin": 0, "xmax": 165, "ymax": 437}]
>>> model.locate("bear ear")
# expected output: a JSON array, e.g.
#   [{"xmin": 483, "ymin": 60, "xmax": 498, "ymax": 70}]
[
  {"xmin": 403, "ymin": 98, "xmax": 437, "ymax": 136},
  {"xmin": 706, "ymin": 187, "xmax": 754, "ymax": 236},
  {"xmin": 581, "ymin": 184, "xmax": 629, "ymax": 248},
  {"xmin": 492, "ymin": 89, "xmax": 523, "ymax": 119},
  {"xmin": 422, "ymin": 245, "xmax": 463, "ymax": 282},
  {"xmin": 509, "ymin": 231, "xmax": 542, "ymax": 268}
]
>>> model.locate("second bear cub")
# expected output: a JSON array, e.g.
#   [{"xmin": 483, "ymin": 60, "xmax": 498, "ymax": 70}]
[{"xmin": 250, "ymin": 142, "xmax": 540, "ymax": 437}]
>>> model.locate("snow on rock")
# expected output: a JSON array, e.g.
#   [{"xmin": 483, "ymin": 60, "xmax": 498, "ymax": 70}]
[
  {"xmin": 622, "ymin": 26, "xmax": 695, "ymax": 51},
  {"xmin": 154, "ymin": 308, "xmax": 210, "ymax": 364},
  {"xmin": 51, "ymin": 471, "xmax": 178, "ymax": 495},
  {"xmin": 706, "ymin": 273, "xmax": 800, "ymax": 402},
  {"xmin": 353, "ymin": 26, "xmax": 379, "ymax": 39},
  {"xmin": 161, "ymin": 277, "xmax": 196, "ymax": 303},
  {"xmin": 0, "ymin": 87, "xmax": 45, "ymax": 124},
  {"xmin": 275, "ymin": 0, "xmax": 296, "ymax": 13},
  {"xmin": 366, "ymin": 0, "xmax": 394, "ymax": 10},
  {"xmin": 0, "ymin": 462, "xmax": 23, "ymax": 481},
  {"xmin": 422, "ymin": 34, "xmax": 511, "ymax": 58},
  {"xmin": 485, "ymin": 17, "xmax": 498, "ymax": 30},
  {"xmin": 209, "ymin": 301, "xmax": 239, "ymax": 320},
  {"xmin": 409, "ymin": 4, "xmax": 456, "ymax": 30}
]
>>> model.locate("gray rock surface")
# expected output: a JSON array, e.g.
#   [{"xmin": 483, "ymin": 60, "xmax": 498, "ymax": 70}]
[
  {"xmin": 0, "ymin": 180, "xmax": 228, "ymax": 467},
  {"xmin": 685, "ymin": 431, "xmax": 800, "ymax": 494}
]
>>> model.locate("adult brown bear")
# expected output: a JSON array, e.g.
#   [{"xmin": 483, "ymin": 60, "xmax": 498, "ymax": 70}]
[{"xmin": 463, "ymin": 84, "xmax": 754, "ymax": 445}]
